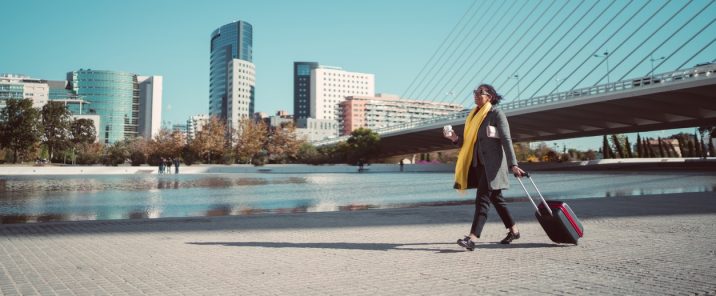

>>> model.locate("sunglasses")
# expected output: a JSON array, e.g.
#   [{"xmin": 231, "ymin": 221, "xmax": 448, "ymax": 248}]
[{"xmin": 473, "ymin": 90, "xmax": 490, "ymax": 96}]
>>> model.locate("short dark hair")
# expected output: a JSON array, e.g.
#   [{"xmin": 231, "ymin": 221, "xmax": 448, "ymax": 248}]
[{"xmin": 474, "ymin": 84, "xmax": 503, "ymax": 105}]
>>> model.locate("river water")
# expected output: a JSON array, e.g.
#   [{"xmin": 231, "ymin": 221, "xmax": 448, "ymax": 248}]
[{"xmin": 0, "ymin": 171, "xmax": 714, "ymax": 223}]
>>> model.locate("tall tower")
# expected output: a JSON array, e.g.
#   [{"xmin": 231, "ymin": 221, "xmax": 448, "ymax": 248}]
[
  {"xmin": 209, "ymin": 21, "xmax": 255, "ymax": 130},
  {"xmin": 293, "ymin": 61, "xmax": 318, "ymax": 120}
]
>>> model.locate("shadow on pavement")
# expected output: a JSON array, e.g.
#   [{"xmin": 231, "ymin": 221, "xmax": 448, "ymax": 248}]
[{"xmin": 186, "ymin": 241, "xmax": 564, "ymax": 253}]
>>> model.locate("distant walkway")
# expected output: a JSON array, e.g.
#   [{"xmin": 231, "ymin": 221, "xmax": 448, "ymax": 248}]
[
  {"xmin": 0, "ymin": 192, "xmax": 715, "ymax": 295},
  {"xmin": 1, "ymin": 158, "xmax": 715, "ymax": 175}
]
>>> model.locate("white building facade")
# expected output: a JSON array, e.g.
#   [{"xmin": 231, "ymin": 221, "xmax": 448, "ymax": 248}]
[
  {"xmin": 227, "ymin": 59, "xmax": 256, "ymax": 131},
  {"xmin": 0, "ymin": 74, "xmax": 49, "ymax": 109},
  {"xmin": 295, "ymin": 118, "xmax": 340, "ymax": 142},
  {"xmin": 310, "ymin": 66, "xmax": 374, "ymax": 121},
  {"xmin": 339, "ymin": 94, "xmax": 465, "ymax": 135},
  {"xmin": 137, "ymin": 75, "xmax": 163, "ymax": 139},
  {"xmin": 187, "ymin": 114, "xmax": 210, "ymax": 141}
]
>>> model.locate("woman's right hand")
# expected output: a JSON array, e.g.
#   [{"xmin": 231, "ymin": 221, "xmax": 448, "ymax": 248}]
[{"xmin": 443, "ymin": 130, "xmax": 458, "ymax": 142}]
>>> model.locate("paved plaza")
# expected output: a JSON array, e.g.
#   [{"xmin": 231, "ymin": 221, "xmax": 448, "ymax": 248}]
[{"xmin": 0, "ymin": 192, "xmax": 715, "ymax": 295}]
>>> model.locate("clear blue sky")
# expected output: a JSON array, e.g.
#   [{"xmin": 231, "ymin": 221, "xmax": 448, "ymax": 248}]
[{"xmin": 2, "ymin": 0, "xmax": 714, "ymax": 150}]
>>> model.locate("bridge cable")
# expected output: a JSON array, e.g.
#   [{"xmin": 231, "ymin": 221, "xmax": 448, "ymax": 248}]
[
  {"xmin": 442, "ymin": 0, "xmax": 559, "ymax": 103},
  {"xmin": 447, "ymin": 0, "xmax": 550, "ymax": 107},
  {"xmin": 420, "ymin": 0, "xmax": 514, "ymax": 104},
  {"xmin": 490, "ymin": 0, "xmax": 580, "ymax": 97},
  {"xmin": 465, "ymin": 0, "xmax": 614, "ymax": 106},
  {"xmin": 538, "ymin": 0, "xmax": 649, "ymax": 95},
  {"xmin": 416, "ymin": 0, "xmax": 525, "ymax": 106},
  {"xmin": 466, "ymin": 1, "xmax": 615, "ymax": 106},
  {"xmin": 402, "ymin": 0, "xmax": 482, "ymax": 101},
  {"xmin": 617, "ymin": 1, "xmax": 715, "ymax": 80},
  {"xmin": 674, "ymin": 35, "xmax": 716, "ymax": 71},
  {"xmin": 552, "ymin": 0, "xmax": 671, "ymax": 94},
  {"xmin": 516, "ymin": 0, "xmax": 628, "ymax": 99},
  {"xmin": 496, "ymin": 0, "xmax": 606, "ymax": 100},
  {"xmin": 590, "ymin": 0, "xmax": 694, "ymax": 86}
]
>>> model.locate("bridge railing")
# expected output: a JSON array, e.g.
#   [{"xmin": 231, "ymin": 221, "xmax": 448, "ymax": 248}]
[{"xmin": 313, "ymin": 64, "xmax": 715, "ymax": 146}]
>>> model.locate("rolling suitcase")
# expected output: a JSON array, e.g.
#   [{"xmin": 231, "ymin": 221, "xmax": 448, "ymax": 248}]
[{"xmin": 516, "ymin": 173, "xmax": 584, "ymax": 245}]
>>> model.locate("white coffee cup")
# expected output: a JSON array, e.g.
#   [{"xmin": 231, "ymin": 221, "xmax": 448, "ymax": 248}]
[{"xmin": 443, "ymin": 125, "xmax": 453, "ymax": 136}]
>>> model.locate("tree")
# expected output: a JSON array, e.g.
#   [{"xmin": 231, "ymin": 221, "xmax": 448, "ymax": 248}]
[
  {"xmin": 127, "ymin": 137, "xmax": 150, "ymax": 166},
  {"xmin": 149, "ymin": 128, "xmax": 185, "ymax": 164},
  {"xmin": 694, "ymin": 133, "xmax": 702, "ymax": 158},
  {"xmin": 687, "ymin": 139, "xmax": 695, "ymax": 157},
  {"xmin": 636, "ymin": 134, "xmax": 643, "ymax": 157},
  {"xmin": 697, "ymin": 127, "xmax": 714, "ymax": 158},
  {"xmin": 345, "ymin": 127, "xmax": 380, "ymax": 164},
  {"xmin": 190, "ymin": 116, "xmax": 227, "ymax": 164},
  {"xmin": 602, "ymin": 135, "xmax": 611, "ymax": 159},
  {"xmin": 0, "ymin": 99, "xmax": 42, "ymax": 163},
  {"xmin": 623, "ymin": 136, "xmax": 633, "ymax": 158},
  {"xmin": 266, "ymin": 121, "xmax": 302, "ymax": 163},
  {"xmin": 235, "ymin": 118, "xmax": 267, "ymax": 164},
  {"xmin": 296, "ymin": 143, "xmax": 320, "ymax": 164},
  {"xmin": 69, "ymin": 118, "xmax": 97, "ymax": 164},
  {"xmin": 41, "ymin": 101, "xmax": 72, "ymax": 162},
  {"xmin": 103, "ymin": 139, "xmax": 130, "ymax": 166},
  {"xmin": 75, "ymin": 142, "xmax": 104, "ymax": 165},
  {"xmin": 657, "ymin": 137, "xmax": 665, "ymax": 157},
  {"xmin": 611, "ymin": 134, "xmax": 624, "ymax": 158},
  {"xmin": 70, "ymin": 118, "xmax": 97, "ymax": 145}
]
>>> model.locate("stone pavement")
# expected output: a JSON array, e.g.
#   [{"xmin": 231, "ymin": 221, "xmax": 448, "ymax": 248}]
[{"xmin": 1, "ymin": 192, "xmax": 715, "ymax": 295}]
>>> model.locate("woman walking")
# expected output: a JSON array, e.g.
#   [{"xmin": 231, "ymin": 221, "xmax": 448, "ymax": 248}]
[{"xmin": 443, "ymin": 84, "xmax": 526, "ymax": 251}]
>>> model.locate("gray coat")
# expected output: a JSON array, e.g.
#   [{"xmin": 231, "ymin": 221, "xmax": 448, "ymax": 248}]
[{"xmin": 455, "ymin": 108, "xmax": 518, "ymax": 190}]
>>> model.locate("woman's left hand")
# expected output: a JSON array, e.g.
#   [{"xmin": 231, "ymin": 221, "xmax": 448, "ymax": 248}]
[{"xmin": 512, "ymin": 166, "xmax": 526, "ymax": 177}]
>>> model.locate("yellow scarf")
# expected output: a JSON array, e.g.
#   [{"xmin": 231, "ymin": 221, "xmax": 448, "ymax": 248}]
[{"xmin": 454, "ymin": 102, "xmax": 492, "ymax": 190}]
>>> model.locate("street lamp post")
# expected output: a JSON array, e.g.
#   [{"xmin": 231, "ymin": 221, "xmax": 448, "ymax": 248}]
[
  {"xmin": 649, "ymin": 55, "xmax": 665, "ymax": 79},
  {"xmin": 508, "ymin": 74, "xmax": 521, "ymax": 100},
  {"xmin": 593, "ymin": 50, "xmax": 610, "ymax": 84}
]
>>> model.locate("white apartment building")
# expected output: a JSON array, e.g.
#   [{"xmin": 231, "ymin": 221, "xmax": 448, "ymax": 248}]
[
  {"xmin": 295, "ymin": 118, "xmax": 340, "ymax": 142},
  {"xmin": 227, "ymin": 59, "xmax": 256, "ymax": 131},
  {"xmin": 0, "ymin": 74, "xmax": 49, "ymax": 109},
  {"xmin": 310, "ymin": 66, "xmax": 374, "ymax": 121},
  {"xmin": 340, "ymin": 93, "xmax": 464, "ymax": 135},
  {"xmin": 137, "ymin": 76, "xmax": 163, "ymax": 139},
  {"xmin": 187, "ymin": 114, "xmax": 210, "ymax": 141}
]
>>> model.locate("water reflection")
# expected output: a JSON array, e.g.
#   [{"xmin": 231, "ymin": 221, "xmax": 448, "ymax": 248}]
[{"xmin": 0, "ymin": 172, "xmax": 714, "ymax": 224}]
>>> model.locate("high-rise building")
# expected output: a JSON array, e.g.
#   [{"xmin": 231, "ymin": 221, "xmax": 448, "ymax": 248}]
[
  {"xmin": 67, "ymin": 69, "xmax": 162, "ymax": 144},
  {"xmin": 137, "ymin": 76, "xmax": 163, "ymax": 139},
  {"xmin": 209, "ymin": 20, "xmax": 255, "ymax": 131},
  {"xmin": 339, "ymin": 94, "xmax": 464, "ymax": 135},
  {"xmin": 0, "ymin": 74, "xmax": 49, "ymax": 109},
  {"xmin": 293, "ymin": 62, "xmax": 318, "ymax": 120},
  {"xmin": 311, "ymin": 66, "xmax": 374, "ymax": 121}
]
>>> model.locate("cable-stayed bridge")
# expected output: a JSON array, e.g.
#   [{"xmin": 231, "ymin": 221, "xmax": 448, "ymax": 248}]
[
  {"xmin": 313, "ymin": 0, "xmax": 716, "ymax": 157},
  {"xmin": 315, "ymin": 64, "xmax": 716, "ymax": 156}
]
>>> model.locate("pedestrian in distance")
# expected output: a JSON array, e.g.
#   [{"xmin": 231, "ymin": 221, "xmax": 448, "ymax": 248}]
[
  {"xmin": 174, "ymin": 158, "xmax": 180, "ymax": 174},
  {"xmin": 442, "ymin": 84, "xmax": 526, "ymax": 251},
  {"xmin": 167, "ymin": 158, "xmax": 173, "ymax": 173},
  {"xmin": 159, "ymin": 158, "xmax": 165, "ymax": 175}
]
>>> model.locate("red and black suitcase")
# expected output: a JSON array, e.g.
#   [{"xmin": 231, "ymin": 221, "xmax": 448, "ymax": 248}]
[{"xmin": 516, "ymin": 173, "xmax": 584, "ymax": 245}]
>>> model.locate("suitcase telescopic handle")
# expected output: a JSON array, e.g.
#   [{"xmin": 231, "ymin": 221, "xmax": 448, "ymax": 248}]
[{"xmin": 515, "ymin": 172, "xmax": 553, "ymax": 216}]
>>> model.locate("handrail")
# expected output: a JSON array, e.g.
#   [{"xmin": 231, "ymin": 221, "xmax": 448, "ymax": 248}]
[{"xmin": 313, "ymin": 64, "xmax": 716, "ymax": 146}]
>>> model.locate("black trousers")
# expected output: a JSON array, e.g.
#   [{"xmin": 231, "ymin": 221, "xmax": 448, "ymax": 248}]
[{"xmin": 470, "ymin": 164, "xmax": 516, "ymax": 237}]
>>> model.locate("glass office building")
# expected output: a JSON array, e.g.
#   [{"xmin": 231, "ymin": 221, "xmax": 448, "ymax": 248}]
[
  {"xmin": 67, "ymin": 69, "xmax": 139, "ymax": 144},
  {"xmin": 294, "ymin": 62, "xmax": 319, "ymax": 120},
  {"xmin": 209, "ymin": 20, "xmax": 254, "ymax": 121}
]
